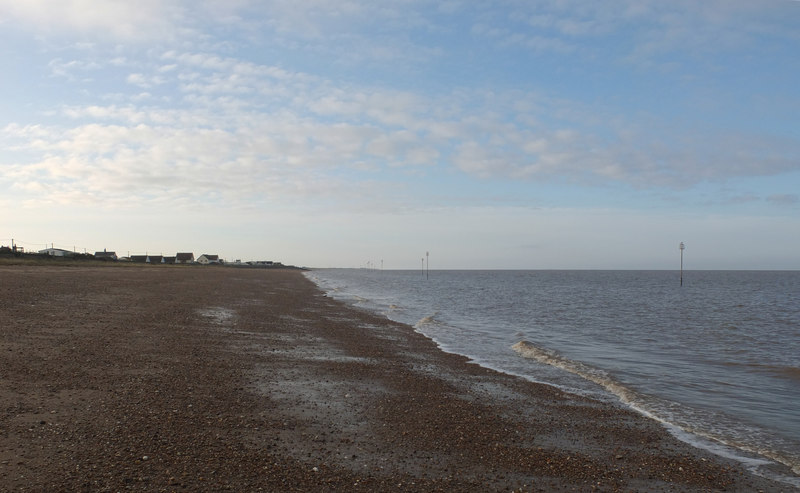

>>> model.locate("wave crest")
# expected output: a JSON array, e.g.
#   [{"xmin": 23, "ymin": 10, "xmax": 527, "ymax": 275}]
[
  {"xmin": 415, "ymin": 313, "xmax": 439, "ymax": 328},
  {"xmin": 511, "ymin": 340, "xmax": 640, "ymax": 407},
  {"xmin": 512, "ymin": 340, "xmax": 800, "ymax": 480}
]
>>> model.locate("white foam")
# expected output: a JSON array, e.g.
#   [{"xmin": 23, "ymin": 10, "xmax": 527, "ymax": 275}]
[
  {"xmin": 511, "ymin": 339, "xmax": 800, "ymax": 488},
  {"xmin": 512, "ymin": 341, "xmax": 641, "ymax": 405}
]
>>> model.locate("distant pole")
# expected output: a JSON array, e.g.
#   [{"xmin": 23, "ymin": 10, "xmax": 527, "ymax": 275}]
[
  {"xmin": 421, "ymin": 257, "xmax": 424, "ymax": 277},
  {"xmin": 679, "ymin": 242, "xmax": 685, "ymax": 286},
  {"xmin": 426, "ymin": 251, "xmax": 429, "ymax": 280}
]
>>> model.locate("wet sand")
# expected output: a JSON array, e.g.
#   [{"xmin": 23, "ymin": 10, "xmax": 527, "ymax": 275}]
[{"xmin": 0, "ymin": 265, "xmax": 790, "ymax": 491}]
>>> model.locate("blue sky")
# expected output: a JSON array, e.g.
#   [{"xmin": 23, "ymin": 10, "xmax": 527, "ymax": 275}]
[{"xmin": 1, "ymin": 0, "xmax": 799, "ymax": 269}]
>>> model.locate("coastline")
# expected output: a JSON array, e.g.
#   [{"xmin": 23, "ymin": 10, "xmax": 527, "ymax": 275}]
[{"xmin": 0, "ymin": 265, "xmax": 791, "ymax": 491}]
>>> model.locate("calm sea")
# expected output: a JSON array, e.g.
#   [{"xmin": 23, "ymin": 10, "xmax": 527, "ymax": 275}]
[{"xmin": 305, "ymin": 269, "xmax": 800, "ymax": 487}]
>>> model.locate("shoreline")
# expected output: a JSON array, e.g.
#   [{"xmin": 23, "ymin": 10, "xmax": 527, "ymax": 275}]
[
  {"xmin": 0, "ymin": 265, "xmax": 792, "ymax": 491},
  {"xmin": 308, "ymin": 268, "xmax": 800, "ymax": 488}
]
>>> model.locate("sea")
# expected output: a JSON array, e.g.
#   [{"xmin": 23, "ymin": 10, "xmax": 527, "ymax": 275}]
[{"xmin": 305, "ymin": 269, "xmax": 800, "ymax": 488}]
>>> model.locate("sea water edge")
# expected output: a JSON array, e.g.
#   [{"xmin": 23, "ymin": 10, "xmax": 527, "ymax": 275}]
[{"xmin": 304, "ymin": 268, "xmax": 800, "ymax": 487}]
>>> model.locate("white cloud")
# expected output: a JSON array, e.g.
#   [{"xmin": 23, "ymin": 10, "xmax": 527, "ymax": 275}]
[
  {"xmin": 126, "ymin": 73, "xmax": 166, "ymax": 89},
  {"xmin": 474, "ymin": 0, "xmax": 799, "ymax": 68},
  {"xmin": 6, "ymin": 43, "xmax": 800, "ymax": 216},
  {"xmin": 0, "ymin": 0, "xmax": 187, "ymax": 41},
  {"xmin": 48, "ymin": 58, "xmax": 100, "ymax": 79}
]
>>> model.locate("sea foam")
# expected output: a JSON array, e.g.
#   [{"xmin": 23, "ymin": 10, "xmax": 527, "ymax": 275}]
[{"xmin": 511, "ymin": 340, "xmax": 642, "ymax": 409}]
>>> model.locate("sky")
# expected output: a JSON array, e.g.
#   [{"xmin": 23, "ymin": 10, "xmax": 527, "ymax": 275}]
[{"xmin": 1, "ymin": 0, "xmax": 799, "ymax": 269}]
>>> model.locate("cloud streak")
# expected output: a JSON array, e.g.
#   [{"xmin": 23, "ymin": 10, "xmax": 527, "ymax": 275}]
[{"xmin": 3, "ymin": 41, "xmax": 800, "ymax": 215}]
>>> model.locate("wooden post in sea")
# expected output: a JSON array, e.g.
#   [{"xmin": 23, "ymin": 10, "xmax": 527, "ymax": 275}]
[{"xmin": 679, "ymin": 242, "xmax": 685, "ymax": 286}]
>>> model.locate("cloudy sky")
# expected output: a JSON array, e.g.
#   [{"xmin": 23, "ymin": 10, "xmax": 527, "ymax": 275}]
[{"xmin": 1, "ymin": 0, "xmax": 799, "ymax": 269}]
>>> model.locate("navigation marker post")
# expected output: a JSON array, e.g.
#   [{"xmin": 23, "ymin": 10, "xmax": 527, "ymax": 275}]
[
  {"xmin": 679, "ymin": 242, "xmax": 685, "ymax": 286},
  {"xmin": 426, "ymin": 251, "xmax": 429, "ymax": 280}
]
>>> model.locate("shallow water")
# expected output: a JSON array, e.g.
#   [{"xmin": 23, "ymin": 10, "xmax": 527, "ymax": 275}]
[{"xmin": 306, "ymin": 269, "xmax": 800, "ymax": 487}]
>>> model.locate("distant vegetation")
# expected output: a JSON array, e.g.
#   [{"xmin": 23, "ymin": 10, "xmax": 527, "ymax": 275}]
[{"xmin": 0, "ymin": 248, "xmax": 302, "ymax": 269}]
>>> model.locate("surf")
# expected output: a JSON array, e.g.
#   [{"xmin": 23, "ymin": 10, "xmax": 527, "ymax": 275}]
[
  {"xmin": 512, "ymin": 339, "xmax": 800, "ymax": 485},
  {"xmin": 511, "ymin": 340, "xmax": 644, "ymax": 408}
]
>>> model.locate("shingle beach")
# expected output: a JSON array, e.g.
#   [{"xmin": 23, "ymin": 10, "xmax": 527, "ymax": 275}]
[{"xmin": 0, "ymin": 265, "xmax": 788, "ymax": 491}]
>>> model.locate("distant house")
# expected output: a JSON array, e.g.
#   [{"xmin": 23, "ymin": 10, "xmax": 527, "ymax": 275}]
[
  {"xmin": 197, "ymin": 254, "xmax": 221, "ymax": 265},
  {"xmin": 94, "ymin": 249, "xmax": 117, "ymax": 261},
  {"xmin": 2, "ymin": 244, "xmax": 24, "ymax": 254},
  {"xmin": 176, "ymin": 252, "xmax": 195, "ymax": 264},
  {"xmin": 163, "ymin": 256, "xmax": 176, "ymax": 264},
  {"xmin": 130, "ymin": 255, "xmax": 164, "ymax": 264},
  {"xmin": 39, "ymin": 248, "xmax": 74, "ymax": 257}
]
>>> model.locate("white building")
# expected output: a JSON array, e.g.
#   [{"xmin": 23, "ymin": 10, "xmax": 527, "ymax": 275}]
[
  {"xmin": 197, "ymin": 254, "xmax": 221, "ymax": 265},
  {"xmin": 39, "ymin": 248, "xmax": 74, "ymax": 257}
]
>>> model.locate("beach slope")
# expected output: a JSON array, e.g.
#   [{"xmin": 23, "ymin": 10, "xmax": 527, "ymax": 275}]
[{"xmin": 0, "ymin": 266, "xmax": 788, "ymax": 491}]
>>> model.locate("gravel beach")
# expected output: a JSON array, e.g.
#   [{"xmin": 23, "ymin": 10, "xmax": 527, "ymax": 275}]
[{"xmin": 0, "ymin": 265, "xmax": 790, "ymax": 491}]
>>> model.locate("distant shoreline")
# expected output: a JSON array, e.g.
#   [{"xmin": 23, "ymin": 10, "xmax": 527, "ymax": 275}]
[{"xmin": 0, "ymin": 254, "xmax": 305, "ymax": 269}]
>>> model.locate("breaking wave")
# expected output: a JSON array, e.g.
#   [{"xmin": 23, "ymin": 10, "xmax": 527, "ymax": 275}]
[
  {"xmin": 511, "ymin": 340, "xmax": 800, "ymax": 483},
  {"xmin": 511, "ymin": 340, "xmax": 645, "ymax": 409},
  {"xmin": 415, "ymin": 314, "xmax": 439, "ymax": 327}
]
